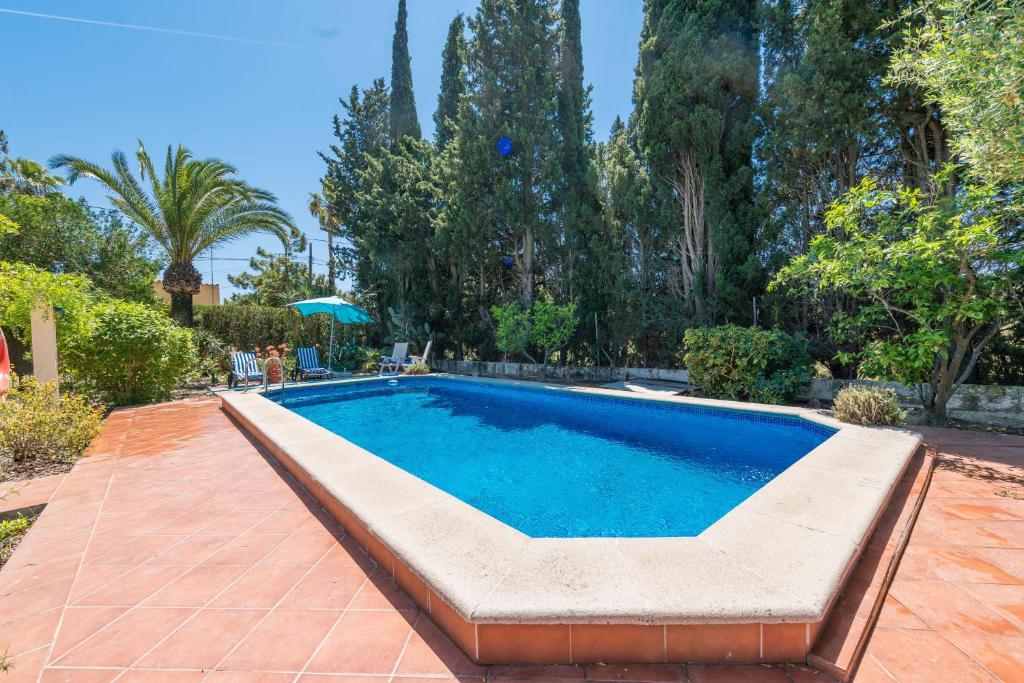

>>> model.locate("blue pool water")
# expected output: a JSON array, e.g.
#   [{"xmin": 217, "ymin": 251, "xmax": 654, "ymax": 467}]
[{"xmin": 270, "ymin": 377, "xmax": 833, "ymax": 538}]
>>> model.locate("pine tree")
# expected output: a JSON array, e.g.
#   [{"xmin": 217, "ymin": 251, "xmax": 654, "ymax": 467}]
[
  {"xmin": 389, "ymin": 0, "xmax": 421, "ymax": 142},
  {"xmin": 452, "ymin": 0, "xmax": 562, "ymax": 309},
  {"xmin": 434, "ymin": 14, "xmax": 467, "ymax": 148},
  {"xmin": 634, "ymin": 0, "xmax": 761, "ymax": 323},
  {"xmin": 557, "ymin": 1, "xmax": 602, "ymax": 358},
  {"xmin": 321, "ymin": 79, "xmax": 390, "ymax": 301}
]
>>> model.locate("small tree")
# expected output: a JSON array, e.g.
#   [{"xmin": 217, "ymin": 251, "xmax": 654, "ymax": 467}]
[
  {"xmin": 773, "ymin": 176, "xmax": 1023, "ymax": 425},
  {"xmin": 491, "ymin": 299, "xmax": 579, "ymax": 365}
]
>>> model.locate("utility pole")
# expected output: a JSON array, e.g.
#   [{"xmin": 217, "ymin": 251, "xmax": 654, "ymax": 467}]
[
  {"xmin": 326, "ymin": 207, "xmax": 336, "ymax": 296},
  {"xmin": 308, "ymin": 242, "xmax": 313, "ymax": 290}
]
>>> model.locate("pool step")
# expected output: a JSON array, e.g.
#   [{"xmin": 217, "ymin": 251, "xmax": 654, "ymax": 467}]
[{"xmin": 807, "ymin": 445, "xmax": 935, "ymax": 681}]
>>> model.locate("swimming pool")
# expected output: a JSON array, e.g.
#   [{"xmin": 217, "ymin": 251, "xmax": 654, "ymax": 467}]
[{"xmin": 269, "ymin": 376, "xmax": 833, "ymax": 537}]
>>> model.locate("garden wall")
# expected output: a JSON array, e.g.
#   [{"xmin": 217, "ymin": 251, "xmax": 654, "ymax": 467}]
[
  {"xmin": 429, "ymin": 359, "xmax": 689, "ymax": 385},
  {"xmin": 430, "ymin": 359, "xmax": 1023, "ymax": 427}
]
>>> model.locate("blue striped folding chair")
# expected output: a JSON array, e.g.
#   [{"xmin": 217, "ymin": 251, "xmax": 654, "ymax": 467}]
[
  {"xmin": 229, "ymin": 351, "xmax": 263, "ymax": 388},
  {"xmin": 295, "ymin": 347, "xmax": 331, "ymax": 381}
]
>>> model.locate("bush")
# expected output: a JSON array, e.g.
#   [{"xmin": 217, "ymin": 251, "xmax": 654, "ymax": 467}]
[
  {"xmin": 195, "ymin": 304, "xmax": 336, "ymax": 352},
  {"xmin": 360, "ymin": 349, "xmax": 383, "ymax": 374},
  {"xmin": 833, "ymin": 385, "xmax": 907, "ymax": 426},
  {"xmin": 65, "ymin": 301, "xmax": 195, "ymax": 405},
  {"xmin": 683, "ymin": 325, "xmax": 813, "ymax": 404},
  {"xmin": 0, "ymin": 375, "xmax": 103, "ymax": 470},
  {"xmin": 403, "ymin": 361, "xmax": 430, "ymax": 375}
]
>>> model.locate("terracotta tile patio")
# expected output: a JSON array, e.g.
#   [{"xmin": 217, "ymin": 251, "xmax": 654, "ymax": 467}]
[{"xmin": 1, "ymin": 399, "xmax": 1022, "ymax": 681}]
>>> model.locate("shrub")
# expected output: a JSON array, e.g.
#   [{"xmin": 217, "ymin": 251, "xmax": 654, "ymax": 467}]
[
  {"xmin": 833, "ymin": 385, "xmax": 907, "ymax": 426},
  {"xmin": 360, "ymin": 349, "xmax": 383, "ymax": 374},
  {"xmin": 683, "ymin": 325, "xmax": 813, "ymax": 404},
  {"xmin": 0, "ymin": 375, "xmax": 103, "ymax": 470},
  {"xmin": 65, "ymin": 301, "xmax": 195, "ymax": 405},
  {"xmin": 403, "ymin": 361, "xmax": 430, "ymax": 375},
  {"xmin": 195, "ymin": 304, "xmax": 336, "ymax": 352}
]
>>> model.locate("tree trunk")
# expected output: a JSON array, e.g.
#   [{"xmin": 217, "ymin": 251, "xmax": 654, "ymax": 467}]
[
  {"xmin": 170, "ymin": 292, "xmax": 194, "ymax": 327},
  {"xmin": 925, "ymin": 401, "xmax": 948, "ymax": 427}
]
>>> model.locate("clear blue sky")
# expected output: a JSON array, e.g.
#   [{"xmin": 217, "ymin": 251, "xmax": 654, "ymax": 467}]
[{"xmin": 2, "ymin": 1, "xmax": 643, "ymax": 297}]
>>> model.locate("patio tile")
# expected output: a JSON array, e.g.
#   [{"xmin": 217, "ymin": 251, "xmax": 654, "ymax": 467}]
[
  {"xmin": 118, "ymin": 671, "xmax": 205, "ymax": 682},
  {"xmin": 584, "ymin": 664, "xmax": 684, "ymax": 682},
  {"xmin": 208, "ymin": 564, "xmax": 309, "ymax": 608},
  {"xmin": 395, "ymin": 613, "xmax": 487, "ymax": 677},
  {"xmin": 142, "ymin": 564, "xmax": 250, "ymax": 607},
  {"xmin": 940, "ymin": 630, "xmax": 1024, "ymax": 682},
  {"xmin": 685, "ymin": 664, "xmax": 789, "ymax": 682},
  {"xmin": 136, "ymin": 607, "xmax": 266, "ymax": 670},
  {"xmin": 863, "ymin": 627, "xmax": 993, "ymax": 682},
  {"xmin": 888, "ymin": 579, "xmax": 1022, "ymax": 634},
  {"xmin": 306, "ymin": 609, "xmax": 415, "ymax": 674},
  {"xmin": 2, "ymin": 578, "xmax": 74, "ymax": 624},
  {"xmin": 278, "ymin": 563, "xmax": 370, "ymax": 609},
  {"xmin": 204, "ymin": 673, "xmax": 296, "ymax": 683},
  {"xmin": 348, "ymin": 571, "xmax": 419, "ymax": 612},
  {"xmin": 52, "ymin": 607, "xmax": 195, "ymax": 668},
  {"xmin": 954, "ymin": 583, "xmax": 1024, "ymax": 630},
  {"xmin": 257, "ymin": 531, "xmax": 339, "ymax": 566},
  {"xmin": 874, "ymin": 595, "xmax": 929, "ymax": 630},
  {"xmin": 0, "ymin": 607, "xmax": 61, "ymax": 657},
  {"xmin": 38, "ymin": 668, "xmax": 122, "ymax": 682},
  {"xmin": 50, "ymin": 606, "xmax": 129, "ymax": 659},
  {"xmin": 849, "ymin": 655, "xmax": 897, "ymax": 682},
  {"xmin": 895, "ymin": 545, "xmax": 1024, "ymax": 584},
  {"xmin": 73, "ymin": 565, "xmax": 184, "ymax": 606},
  {"xmin": 219, "ymin": 608, "xmax": 338, "ymax": 672},
  {"xmin": 201, "ymin": 533, "xmax": 289, "ymax": 565}
]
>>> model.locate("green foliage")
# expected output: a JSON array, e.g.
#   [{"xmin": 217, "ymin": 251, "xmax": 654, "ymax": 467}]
[
  {"xmin": 0, "ymin": 374, "xmax": 103, "ymax": 467},
  {"xmin": 361, "ymin": 349, "xmax": 383, "ymax": 373},
  {"xmin": 65, "ymin": 300, "xmax": 195, "ymax": 405},
  {"xmin": 0, "ymin": 260, "xmax": 96, "ymax": 357},
  {"xmin": 389, "ymin": 0, "xmax": 421, "ymax": 142},
  {"xmin": 403, "ymin": 360, "xmax": 430, "ymax": 375},
  {"xmin": 634, "ymin": 0, "xmax": 761, "ymax": 321},
  {"xmin": 773, "ymin": 175, "xmax": 1024, "ymax": 424},
  {"xmin": 492, "ymin": 299, "xmax": 580, "ymax": 364},
  {"xmin": 228, "ymin": 233, "xmax": 331, "ymax": 307},
  {"xmin": 50, "ymin": 141, "xmax": 295, "ymax": 326},
  {"xmin": 889, "ymin": 0, "xmax": 1024, "ymax": 185},
  {"xmin": 0, "ymin": 192, "xmax": 161, "ymax": 304},
  {"xmin": 832, "ymin": 385, "xmax": 907, "ymax": 426},
  {"xmin": 196, "ymin": 304, "xmax": 327, "ymax": 352},
  {"xmin": 1, "ymin": 514, "xmax": 36, "ymax": 568},
  {"xmin": 683, "ymin": 325, "xmax": 813, "ymax": 404},
  {"xmin": 434, "ymin": 14, "xmax": 467, "ymax": 148}
]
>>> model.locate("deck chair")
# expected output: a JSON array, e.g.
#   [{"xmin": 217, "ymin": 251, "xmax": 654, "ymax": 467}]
[
  {"xmin": 378, "ymin": 342, "xmax": 409, "ymax": 375},
  {"xmin": 295, "ymin": 346, "xmax": 331, "ymax": 381},
  {"xmin": 408, "ymin": 340, "xmax": 432, "ymax": 365},
  {"xmin": 229, "ymin": 351, "xmax": 263, "ymax": 388}
]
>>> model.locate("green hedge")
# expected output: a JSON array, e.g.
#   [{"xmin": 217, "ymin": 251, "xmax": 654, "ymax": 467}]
[
  {"xmin": 683, "ymin": 325, "xmax": 812, "ymax": 404},
  {"xmin": 65, "ymin": 300, "xmax": 195, "ymax": 405}
]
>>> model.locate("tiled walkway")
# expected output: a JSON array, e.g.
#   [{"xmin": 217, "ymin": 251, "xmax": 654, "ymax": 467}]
[{"xmin": 0, "ymin": 400, "xmax": 1022, "ymax": 682}]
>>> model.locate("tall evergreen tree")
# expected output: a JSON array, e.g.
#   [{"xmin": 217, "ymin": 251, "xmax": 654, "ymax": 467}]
[
  {"xmin": 434, "ymin": 14, "xmax": 467, "ymax": 148},
  {"xmin": 634, "ymin": 0, "xmax": 761, "ymax": 323},
  {"xmin": 389, "ymin": 0, "xmax": 421, "ymax": 142},
  {"xmin": 321, "ymin": 79, "xmax": 390, "ymax": 307},
  {"xmin": 451, "ymin": 0, "xmax": 562, "ymax": 309}
]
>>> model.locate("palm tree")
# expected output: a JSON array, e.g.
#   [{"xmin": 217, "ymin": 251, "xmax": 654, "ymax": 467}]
[
  {"xmin": 0, "ymin": 157, "xmax": 66, "ymax": 197},
  {"xmin": 308, "ymin": 184, "xmax": 340, "ymax": 295},
  {"xmin": 51, "ymin": 142, "xmax": 295, "ymax": 326}
]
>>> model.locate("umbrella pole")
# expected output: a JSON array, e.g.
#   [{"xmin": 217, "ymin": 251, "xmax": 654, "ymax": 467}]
[{"xmin": 328, "ymin": 316, "xmax": 335, "ymax": 374}]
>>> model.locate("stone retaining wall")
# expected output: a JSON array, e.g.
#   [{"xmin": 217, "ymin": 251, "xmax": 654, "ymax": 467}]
[
  {"xmin": 430, "ymin": 359, "xmax": 1022, "ymax": 427},
  {"xmin": 429, "ymin": 359, "xmax": 689, "ymax": 385}
]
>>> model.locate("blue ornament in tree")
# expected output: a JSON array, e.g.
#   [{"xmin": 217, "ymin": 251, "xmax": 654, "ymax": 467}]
[
  {"xmin": 501, "ymin": 256, "xmax": 514, "ymax": 269},
  {"xmin": 497, "ymin": 136, "xmax": 513, "ymax": 157}
]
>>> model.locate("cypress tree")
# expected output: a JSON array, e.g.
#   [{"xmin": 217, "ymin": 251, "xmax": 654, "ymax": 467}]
[
  {"xmin": 556, "ymin": 0, "xmax": 603, "ymax": 353},
  {"xmin": 634, "ymin": 0, "xmax": 761, "ymax": 323},
  {"xmin": 389, "ymin": 0, "xmax": 421, "ymax": 141},
  {"xmin": 450, "ymin": 0, "xmax": 562, "ymax": 309},
  {"xmin": 434, "ymin": 14, "xmax": 467, "ymax": 148}
]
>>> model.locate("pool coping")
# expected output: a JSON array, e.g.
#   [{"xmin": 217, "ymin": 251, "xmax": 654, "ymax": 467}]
[{"xmin": 220, "ymin": 373, "xmax": 921, "ymax": 663}]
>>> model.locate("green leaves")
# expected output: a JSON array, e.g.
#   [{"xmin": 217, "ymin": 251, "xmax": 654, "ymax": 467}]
[{"xmin": 491, "ymin": 298, "xmax": 580, "ymax": 364}]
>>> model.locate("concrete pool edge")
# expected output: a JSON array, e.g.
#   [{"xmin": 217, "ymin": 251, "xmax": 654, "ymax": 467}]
[{"xmin": 219, "ymin": 375, "xmax": 921, "ymax": 665}]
